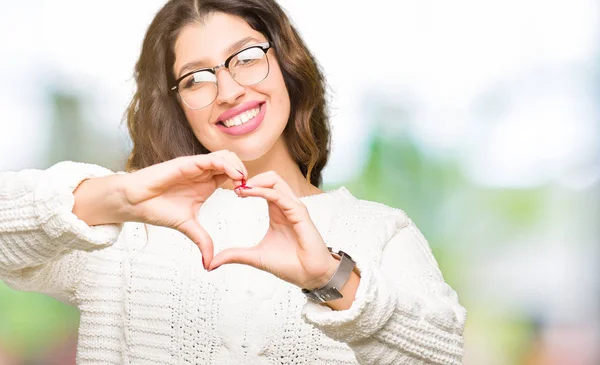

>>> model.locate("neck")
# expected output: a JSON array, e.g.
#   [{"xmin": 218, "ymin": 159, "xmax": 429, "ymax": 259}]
[{"xmin": 223, "ymin": 138, "xmax": 322, "ymax": 198}]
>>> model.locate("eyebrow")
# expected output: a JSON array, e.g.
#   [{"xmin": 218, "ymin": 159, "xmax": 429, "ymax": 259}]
[{"xmin": 177, "ymin": 36, "xmax": 260, "ymax": 78}]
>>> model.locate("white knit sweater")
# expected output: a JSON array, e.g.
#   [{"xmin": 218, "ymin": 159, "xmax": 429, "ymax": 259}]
[{"xmin": 0, "ymin": 161, "xmax": 465, "ymax": 365}]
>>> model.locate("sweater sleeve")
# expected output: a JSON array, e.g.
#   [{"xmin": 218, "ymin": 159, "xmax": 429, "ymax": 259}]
[
  {"xmin": 0, "ymin": 161, "xmax": 123, "ymax": 305},
  {"xmin": 301, "ymin": 212, "xmax": 466, "ymax": 365}
]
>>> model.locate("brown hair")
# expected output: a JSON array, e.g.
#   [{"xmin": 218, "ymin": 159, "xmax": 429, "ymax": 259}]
[{"xmin": 125, "ymin": 0, "xmax": 331, "ymax": 186}]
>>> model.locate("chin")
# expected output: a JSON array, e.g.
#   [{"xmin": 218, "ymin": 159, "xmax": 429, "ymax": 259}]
[{"xmin": 230, "ymin": 140, "xmax": 277, "ymax": 162}]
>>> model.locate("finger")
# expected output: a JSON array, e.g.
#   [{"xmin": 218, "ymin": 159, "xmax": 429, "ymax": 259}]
[
  {"xmin": 236, "ymin": 186, "xmax": 302, "ymax": 213},
  {"xmin": 210, "ymin": 150, "xmax": 247, "ymax": 181},
  {"xmin": 193, "ymin": 155, "xmax": 243, "ymax": 182},
  {"xmin": 164, "ymin": 156, "xmax": 222, "ymax": 181},
  {"xmin": 224, "ymin": 150, "xmax": 248, "ymax": 180},
  {"xmin": 177, "ymin": 220, "xmax": 214, "ymax": 270},
  {"xmin": 219, "ymin": 154, "xmax": 247, "ymax": 189},
  {"xmin": 208, "ymin": 247, "xmax": 262, "ymax": 271},
  {"xmin": 213, "ymin": 151, "xmax": 247, "ymax": 190},
  {"xmin": 245, "ymin": 171, "xmax": 295, "ymax": 196}
]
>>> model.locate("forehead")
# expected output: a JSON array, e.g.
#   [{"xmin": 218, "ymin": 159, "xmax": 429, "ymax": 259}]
[{"xmin": 173, "ymin": 12, "xmax": 265, "ymax": 71}]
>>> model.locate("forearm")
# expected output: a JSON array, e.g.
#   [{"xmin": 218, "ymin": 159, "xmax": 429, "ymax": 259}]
[
  {"xmin": 0, "ymin": 161, "xmax": 122, "ymax": 271},
  {"xmin": 303, "ymin": 263, "xmax": 465, "ymax": 365},
  {"xmin": 350, "ymin": 277, "xmax": 465, "ymax": 364},
  {"xmin": 73, "ymin": 174, "xmax": 132, "ymax": 226},
  {"xmin": 301, "ymin": 212, "xmax": 466, "ymax": 364}
]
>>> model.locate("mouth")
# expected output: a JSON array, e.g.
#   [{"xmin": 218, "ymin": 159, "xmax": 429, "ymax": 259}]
[
  {"xmin": 216, "ymin": 101, "xmax": 265, "ymax": 127},
  {"xmin": 217, "ymin": 104, "xmax": 263, "ymax": 128},
  {"xmin": 215, "ymin": 101, "xmax": 267, "ymax": 136}
]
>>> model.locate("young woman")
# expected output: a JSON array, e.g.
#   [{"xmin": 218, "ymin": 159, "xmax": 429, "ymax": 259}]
[{"xmin": 0, "ymin": 0, "xmax": 466, "ymax": 364}]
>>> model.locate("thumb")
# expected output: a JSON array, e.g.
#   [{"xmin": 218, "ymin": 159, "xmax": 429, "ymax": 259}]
[
  {"xmin": 209, "ymin": 247, "xmax": 262, "ymax": 271},
  {"xmin": 177, "ymin": 219, "xmax": 214, "ymax": 270}
]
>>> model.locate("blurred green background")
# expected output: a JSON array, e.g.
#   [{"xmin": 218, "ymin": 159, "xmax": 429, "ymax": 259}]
[{"xmin": 1, "ymin": 1, "xmax": 598, "ymax": 364}]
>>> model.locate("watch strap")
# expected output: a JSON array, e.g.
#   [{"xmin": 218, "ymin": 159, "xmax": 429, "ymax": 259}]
[{"xmin": 302, "ymin": 248, "xmax": 356, "ymax": 303}]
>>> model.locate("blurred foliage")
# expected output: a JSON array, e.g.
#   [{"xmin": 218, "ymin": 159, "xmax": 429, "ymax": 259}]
[
  {"xmin": 335, "ymin": 131, "xmax": 545, "ymax": 365},
  {"xmin": 321, "ymin": 97, "xmax": 562, "ymax": 365},
  {"xmin": 0, "ymin": 282, "xmax": 78, "ymax": 358},
  {"xmin": 46, "ymin": 89, "xmax": 128, "ymax": 172},
  {"xmin": 0, "ymin": 89, "xmax": 126, "ymax": 363}
]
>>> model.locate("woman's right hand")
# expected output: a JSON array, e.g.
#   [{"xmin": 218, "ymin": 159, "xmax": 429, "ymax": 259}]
[{"xmin": 73, "ymin": 150, "xmax": 247, "ymax": 269}]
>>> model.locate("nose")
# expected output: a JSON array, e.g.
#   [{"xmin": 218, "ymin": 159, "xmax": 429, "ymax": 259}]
[{"xmin": 215, "ymin": 68, "xmax": 245, "ymax": 105}]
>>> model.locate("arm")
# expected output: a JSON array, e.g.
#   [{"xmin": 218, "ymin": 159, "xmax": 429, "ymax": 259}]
[
  {"xmin": 301, "ymin": 213, "xmax": 466, "ymax": 365},
  {"xmin": 206, "ymin": 172, "xmax": 465, "ymax": 363},
  {"xmin": 0, "ymin": 152, "xmax": 249, "ymax": 303},
  {"xmin": 0, "ymin": 161, "xmax": 122, "ymax": 304}
]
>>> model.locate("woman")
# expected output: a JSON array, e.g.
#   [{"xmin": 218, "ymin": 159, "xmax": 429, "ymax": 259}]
[{"xmin": 0, "ymin": 0, "xmax": 466, "ymax": 364}]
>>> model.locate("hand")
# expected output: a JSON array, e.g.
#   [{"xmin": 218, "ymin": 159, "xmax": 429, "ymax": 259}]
[
  {"xmin": 75, "ymin": 150, "xmax": 247, "ymax": 269},
  {"xmin": 208, "ymin": 171, "xmax": 339, "ymax": 290}
]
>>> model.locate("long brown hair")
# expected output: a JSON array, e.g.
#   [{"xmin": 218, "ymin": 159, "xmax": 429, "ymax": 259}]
[{"xmin": 125, "ymin": 0, "xmax": 330, "ymax": 186}]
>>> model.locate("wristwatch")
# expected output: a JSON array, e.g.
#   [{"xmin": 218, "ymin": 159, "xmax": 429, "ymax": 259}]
[{"xmin": 302, "ymin": 247, "xmax": 356, "ymax": 303}]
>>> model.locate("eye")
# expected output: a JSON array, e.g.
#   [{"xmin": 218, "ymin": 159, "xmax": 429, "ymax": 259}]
[
  {"xmin": 231, "ymin": 47, "xmax": 265, "ymax": 68},
  {"xmin": 181, "ymin": 71, "xmax": 216, "ymax": 90}
]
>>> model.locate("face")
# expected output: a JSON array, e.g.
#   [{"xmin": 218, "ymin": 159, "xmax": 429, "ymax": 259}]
[{"xmin": 172, "ymin": 12, "xmax": 291, "ymax": 162}]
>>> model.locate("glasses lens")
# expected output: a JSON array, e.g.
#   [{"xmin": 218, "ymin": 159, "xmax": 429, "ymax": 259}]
[
  {"xmin": 229, "ymin": 47, "xmax": 269, "ymax": 86},
  {"xmin": 178, "ymin": 70, "xmax": 217, "ymax": 109}
]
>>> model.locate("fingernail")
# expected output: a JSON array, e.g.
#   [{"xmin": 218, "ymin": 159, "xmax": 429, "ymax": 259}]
[{"xmin": 236, "ymin": 169, "xmax": 245, "ymax": 178}]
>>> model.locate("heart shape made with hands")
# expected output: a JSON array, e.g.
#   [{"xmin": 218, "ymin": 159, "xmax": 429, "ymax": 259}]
[{"xmin": 204, "ymin": 170, "xmax": 339, "ymax": 291}]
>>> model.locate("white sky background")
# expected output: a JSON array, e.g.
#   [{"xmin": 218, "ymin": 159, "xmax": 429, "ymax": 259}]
[{"xmin": 0, "ymin": 0, "xmax": 598, "ymax": 188}]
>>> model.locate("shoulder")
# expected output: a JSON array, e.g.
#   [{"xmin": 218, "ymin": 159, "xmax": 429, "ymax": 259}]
[
  {"xmin": 330, "ymin": 187, "xmax": 408, "ymax": 220},
  {"xmin": 326, "ymin": 187, "xmax": 412, "ymax": 241}
]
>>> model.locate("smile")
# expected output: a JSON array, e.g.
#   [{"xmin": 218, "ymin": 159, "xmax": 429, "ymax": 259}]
[
  {"xmin": 216, "ymin": 102, "xmax": 266, "ymax": 136},
  {"xmin": 221, "ymin": 106, "xmax": 260, "ymax": 128}
]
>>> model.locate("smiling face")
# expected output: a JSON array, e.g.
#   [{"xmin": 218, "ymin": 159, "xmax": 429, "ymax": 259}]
[{"xmin": 172, "ymin": 12, "xmax": 291, "ymax": 162}]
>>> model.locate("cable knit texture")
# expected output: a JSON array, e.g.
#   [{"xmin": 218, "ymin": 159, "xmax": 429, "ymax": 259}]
[{"xmin": 0, "ymin": 161, "xmax": 466, "ymax": 364}]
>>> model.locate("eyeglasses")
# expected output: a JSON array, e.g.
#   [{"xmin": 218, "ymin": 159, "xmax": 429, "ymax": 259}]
[{"xmin": 171, "ymin": 41, "xmax": 272, "ymax": 110}]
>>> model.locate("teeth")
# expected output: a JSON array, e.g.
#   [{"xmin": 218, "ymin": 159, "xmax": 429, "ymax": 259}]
[{"xmin": 223, "ymin": 106, "xmax": 261, "ymax": 128}]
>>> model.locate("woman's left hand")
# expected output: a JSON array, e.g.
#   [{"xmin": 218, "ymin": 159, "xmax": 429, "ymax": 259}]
[{"xmin": 207, "ymin": 171, "xmax": 339, "ymax": 290}]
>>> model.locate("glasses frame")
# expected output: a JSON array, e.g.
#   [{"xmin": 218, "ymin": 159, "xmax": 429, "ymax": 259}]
[{"xmin": 170, "ymin": 41, "xmax": 272, "ymax": 109}]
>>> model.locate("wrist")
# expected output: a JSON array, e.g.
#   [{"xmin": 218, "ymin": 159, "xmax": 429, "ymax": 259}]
[
  {"xmin": 302, "ymin": 248, "xmax": 359, "ymax": 306},
  {"xmin": 302, "ymin": 247, "xmax": 356, "ymax": 309},
  {"xmin": 324, "ymin": 270, "xmax": 360, "ymax": 311},
  {"xmin": 304, "ymin": 256, "xmax": 341, "ymax": 291}
]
